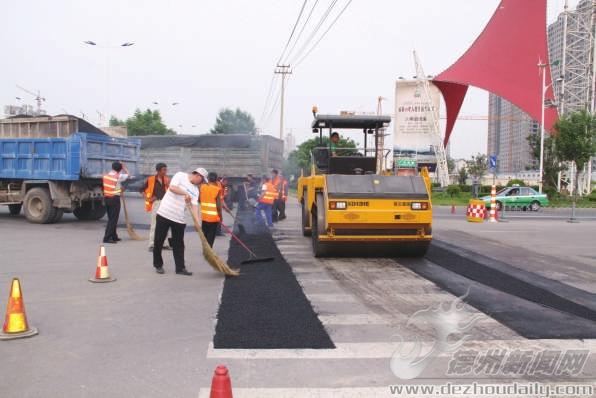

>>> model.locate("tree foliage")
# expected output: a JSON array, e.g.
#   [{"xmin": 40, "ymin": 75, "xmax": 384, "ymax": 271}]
[
  {"xmin": 553, "ymin": 110, "xmax": 596, "ymax": 172},
  {"xmin": 553, "ymin": 110, "xmax": 596, "ymax": 197},
  {"xmin": 466, "ymin": 153, "xmax": 488, "ymax": 180},
  {"xmin": 111, "ymin": 109, "xmax": 175, "ymax": 136},
  {"xmin": 287, "ymin": 136, "xmax": 357, "ymax": 175},
  {"xmin": 211, "ymin": 108, "xmax": 256, "ymax": 134},
  {"xmin": 527, "ymin": 131, "xmax": 562, "ymax": 189},
  {"xmin": 457, "ymin": 165, "xmax": 469, "ymax": 185}
]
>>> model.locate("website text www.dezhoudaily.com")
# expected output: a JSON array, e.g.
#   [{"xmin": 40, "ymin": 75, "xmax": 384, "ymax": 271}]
[{"xmin": 388, "ymin": 382, "xmax": 594, "ymax": 397}]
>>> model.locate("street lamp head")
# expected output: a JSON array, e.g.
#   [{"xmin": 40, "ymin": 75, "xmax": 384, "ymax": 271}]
[
  {"xmin": 172, "ymin": 102, "xmax": 179, "ymax": 106},
  {"xmin": 84, "ymin": 40, "xmax": 97, "ymax": 46},
  {"xmin": 121, "ymin": 42, "xmax": 135, "ymax": 47}
]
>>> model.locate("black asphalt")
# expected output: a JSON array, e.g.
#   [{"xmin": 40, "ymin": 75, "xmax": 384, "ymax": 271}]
[
  {"xmin": 399, "ymin": 241, "xmax": 596, "ymax": 339},
  {"xmin": 212, "ymin": 208, "xmax": 334, "ymax": 349}
]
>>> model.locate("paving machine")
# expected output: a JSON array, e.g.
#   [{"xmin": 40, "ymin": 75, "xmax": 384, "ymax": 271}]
[{"xmin": 297, "ymin": 112, "xmax": 432, "ymax": 257}]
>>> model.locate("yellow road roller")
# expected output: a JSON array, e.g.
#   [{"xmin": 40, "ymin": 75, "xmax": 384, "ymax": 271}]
[{"xmin": 297, "ymin": 113, "xmax": 432, "ymax": 257}]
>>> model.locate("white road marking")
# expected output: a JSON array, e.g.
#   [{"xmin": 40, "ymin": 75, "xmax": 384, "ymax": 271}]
[
  {"xmin": 307, "ymin": 293, "xmax": 357, "ymax": 303},
  {"xmin": 319, "ymin": 314, "xmax": 394, "ymax": 325},
  {"xmin": 198, "ymin": 387, "xmax": 394, "ymax": 397},
  {"xmin": 207, "ymin": 339, "xmax": 596, "ymax": 359}
]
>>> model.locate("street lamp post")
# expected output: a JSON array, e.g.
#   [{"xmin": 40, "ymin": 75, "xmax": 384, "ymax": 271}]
[
  {"xmin": 539, "ymin": 62, "xmax": 547, "ymax": 194},
  {"xmin": 538, "ymin": 61, "xmax": 561, "ymax": 194},
  {"xmin": 83, "ymin": 40, "xmax": 134, "ymax": 126}
]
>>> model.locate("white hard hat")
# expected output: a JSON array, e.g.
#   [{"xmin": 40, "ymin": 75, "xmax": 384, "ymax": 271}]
[{"xmin": 192, "ymin": 167, "xmax": 208, "ymax": 180}]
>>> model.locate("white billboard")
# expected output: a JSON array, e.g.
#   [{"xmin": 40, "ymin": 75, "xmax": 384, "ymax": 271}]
[{"xmin": 394, "ymin": 80, "xmax": 441, "ymax": 154}]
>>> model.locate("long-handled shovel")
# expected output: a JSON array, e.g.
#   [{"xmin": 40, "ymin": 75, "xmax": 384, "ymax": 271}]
[
  {"xmin": 187, "ymin": 204, "xmax": 239, "ymax": 276},
  {"xmin": 220, "ymin": 222, "xmax": 274, "ymax": 264},
  {"xmin": 121, "ymin": 192, "xmax": 145, "ymax": 241}
]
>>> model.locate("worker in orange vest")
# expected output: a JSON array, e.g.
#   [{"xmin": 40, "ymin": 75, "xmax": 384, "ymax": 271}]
[
  {"xmin": 271, "ymin": 169, "xmax": 288, "ymax": 222},
  {"xmin": 255, "ymin": 175, "xmax": 277, "ymax": 228},
  {"xmin": 200, "ymin": 172, "xmax": 223, "ymax": 247},
  {"xmin": 102, "ymin": 161, "xmax": 129, "ymax": 244},
  {"xmin": 141, "ymin": 163, "xmax": 171, "ymax": 252}
]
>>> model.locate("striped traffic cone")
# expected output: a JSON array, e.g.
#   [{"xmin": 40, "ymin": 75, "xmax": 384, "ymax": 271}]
[
  {"xmin": 89, "ymin": 245, "xmax": 116, "ymax": 283},
  {"xmin": 0, "ymin": 278, "xmax": 38, "ymax": 340}
]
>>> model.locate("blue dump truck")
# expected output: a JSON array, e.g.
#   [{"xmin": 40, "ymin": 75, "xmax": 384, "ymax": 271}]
[{"xmin": 0, "ymin": 116, "xmax": 140, "ymax": 223}]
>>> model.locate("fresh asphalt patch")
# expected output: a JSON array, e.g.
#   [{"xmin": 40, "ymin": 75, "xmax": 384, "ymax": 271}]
[
  {"xmin": 213, "ymin": 208, "xmax": 334, "ymax": 349},
  {"xmin": 400, "ymin": 240, "xmax": 596, "ymax": 339}
]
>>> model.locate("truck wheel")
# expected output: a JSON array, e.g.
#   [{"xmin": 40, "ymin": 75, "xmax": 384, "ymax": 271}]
[
  {"xmin": 49, "ymin": 208, "xmax": 64, "ymax": 223},
  {"xmin": 8, "ymin": 204, "xmax": 22, "ymax": 215},
  {"xmin": 74, "ymin": 200, "xmax": 106, "ymax": 220},
  {"xmin": 311, "ymin": 192, "xmax": 329, "ymax": 257},
  {"xmin": 23, "ymin": 187, "xmax": 54, "ymax": 224},
  {"xmin": 90, "ymin": 202, "xmax": 107, "ymax": 220},
  {"xmin": 301, "ymin": 190, "xmax": 311, "ymax": 237}
]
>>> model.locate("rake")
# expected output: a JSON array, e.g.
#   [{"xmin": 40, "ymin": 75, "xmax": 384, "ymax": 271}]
[
  {"xmin": 220, "ymin": 222, "xmax": 274, "ymax": 264},
  {"xmin": 187, "ymin": 204, "xmax": 239, "ymax": 276},
  {"xmin": 120, "ymin": 192, "xmax": 146, "ymax": 241}
]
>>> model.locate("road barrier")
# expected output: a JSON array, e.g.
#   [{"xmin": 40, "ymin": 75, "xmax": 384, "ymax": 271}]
[{"xmin": 466, "ymin": 199, "xmax": 486, "ymax": 223}]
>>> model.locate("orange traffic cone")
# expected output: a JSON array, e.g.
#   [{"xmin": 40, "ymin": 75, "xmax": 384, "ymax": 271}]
[
  {"xmin": 209, "ymin": 365, "xmax": 233, "ymax": 398},
  {"xmin": 0, "ymin": 278, "xmax": 38, "ymax": 340},
  {"xmin": 89, "ymin": 245, "xmax": 116, "ymax": 283},
  {"xmin": 451, "ymin": 203, "xmax": 456, "ymax": 214}
]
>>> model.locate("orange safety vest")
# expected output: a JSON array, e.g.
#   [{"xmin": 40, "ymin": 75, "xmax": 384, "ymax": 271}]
[
  {"xmin": 281, "ymin": 178, "xmax": 288, "ymax": 201},
  {"xmin": 200, "ymin": 183, "xmax": 221, "ymax": 222},
  {"xmin": 103, "ymin": 171, "xmax": 121, "ymax": 198},
  {"xmin": 144, "ymin": 175, "xmax": 170, "ymax": 212},
  {"xmin": 259, "ymin": 182, "xmax": 277, "ymax": 205}
]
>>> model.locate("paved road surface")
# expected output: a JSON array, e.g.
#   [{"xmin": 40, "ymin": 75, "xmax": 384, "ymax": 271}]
[{"xmin": 0, "ymin": 197, "xmax": 594, "ymax": 397}]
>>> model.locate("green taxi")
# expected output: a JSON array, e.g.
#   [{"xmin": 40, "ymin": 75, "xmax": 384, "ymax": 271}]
[{"xmin": 481, "ymin": 186, "xmax": 549, "ymax": 211}]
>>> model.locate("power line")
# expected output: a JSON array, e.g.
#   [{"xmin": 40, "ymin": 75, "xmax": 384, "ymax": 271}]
[
  {"xmin": 281, "ymin": 0, "xmax": 320, "ymax": 64},
  {"xmin": 276, "ymin": 0, "xmax": 309, "ymax": 65},
  {"xmin": 294, "ymin": 0, "xmax": 354, "ymax": 69},
  {"xmin": 258, "ymin": 73, "xmax": 279, "ymax": 127},
  {"xmin": 289, "ymin": 0, "xmax": 340, "ymax": 65}
]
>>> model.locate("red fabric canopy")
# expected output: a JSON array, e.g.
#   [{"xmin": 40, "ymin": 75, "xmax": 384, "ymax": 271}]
[{"xmin": 433, "ymin": 0, "xmax": 558, "ymax": 146}]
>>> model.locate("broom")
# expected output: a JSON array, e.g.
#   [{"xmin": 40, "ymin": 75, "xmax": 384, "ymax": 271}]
[
  {"xmin": 186, "ymin": 203, "xmax": 239, "ymax": 277},
  {"xmin": 120, "ymin": 191, "xmax": 146, "ymax": 241}
]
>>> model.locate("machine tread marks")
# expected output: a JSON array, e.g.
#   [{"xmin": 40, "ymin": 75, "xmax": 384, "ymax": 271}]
[
  {"xmin": 311, "ymin": 192, "xmax": 329, "ymax": 257},
  {"xmin": 301, "ymin": 189, "xmax": 311, "ymax": 236},
  {"xmin": 23, "ymin": 187, "xmax": 59, "ymax": 224}
]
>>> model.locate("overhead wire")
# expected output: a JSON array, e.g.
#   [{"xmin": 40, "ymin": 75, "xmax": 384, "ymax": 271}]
[
  {"xmin": 288, "ymin": 0, "xmax": 340, "ymax": 66},
  {"xmin": 259, "ymin": 0, "xmax": 308, "ymax": 130},
  {"xmin": 277, "ymin": 0, "xmax": 309, "ymax": 65},
  {"xmin": 294, "ymin": 0, "xmax": 354, "ymax": 69},
  {"xmin": 258, "ymin": 73, "xmax": 279, "ymax": 127},
  {"xmin": 281, "ymin": 0, "xmax": 320, "ymax": 65}
]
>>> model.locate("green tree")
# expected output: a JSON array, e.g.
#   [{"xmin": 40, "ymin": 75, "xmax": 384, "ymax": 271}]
[
  {"xmin": 289, "ymin": 136, "xmax": 357, "ymax": 174},
  {"xmin": 527, "ymin": 131, "xmax": 562, "ymax": 189},
  {"xmin": 124, "ymin": 109, "xmax": 175, "ymax": 136},
  {"xmin": 211, "ymin": 108, "xmax": 256, "ymax": 134},
  {"xmin": 466, "ymin": 153, "xmax": 488, "ymax": 180},
  {"xmin": 457, "ymin": 165, "xmax": 469, "ymax": 185},
  {"xmin": 553, "ymin": 110, "xmax": 596, "ymax": 196},
  {"xmin": 109, "ymin": 116, "xmax": 126, "ymax": 127},
  {"xmin": 447, "ymin": 157, "xmax": 456, "ymax": 174}
]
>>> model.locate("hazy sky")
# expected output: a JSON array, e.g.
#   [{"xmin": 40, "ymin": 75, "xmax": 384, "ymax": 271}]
[{"xmin": 1, "ymin": 0, "xmax": 578, "ymax": 159}]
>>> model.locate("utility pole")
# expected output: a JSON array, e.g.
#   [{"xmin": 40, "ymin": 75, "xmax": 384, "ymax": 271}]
[
  {"xmin": 275, "ymin": 65, "xmax": 292, "ymax": 141},
  {"xmin": 376, "ymin": 96, "xmax": 387, "ymax": 174}
]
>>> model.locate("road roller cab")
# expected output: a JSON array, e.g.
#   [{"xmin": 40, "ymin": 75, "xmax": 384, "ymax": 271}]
[{"xmin": 297, "ymin": 113, "xmax": 433, "ymax": 257}]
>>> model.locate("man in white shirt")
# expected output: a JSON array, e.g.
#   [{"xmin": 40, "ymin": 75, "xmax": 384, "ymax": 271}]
[{"xmin": 153, "ymin": 167, "xmax": 207, "ymax": 276}]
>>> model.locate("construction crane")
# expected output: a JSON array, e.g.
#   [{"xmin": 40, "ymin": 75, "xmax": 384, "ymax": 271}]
[
  {"xmin": 16, "ymin": 85, "xmax": 46, "ymax": 115},
  {"xmin": 413, "ymin": 51, "xmax": 450, "ymax": 187}
]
